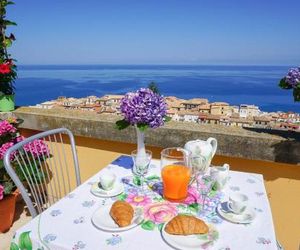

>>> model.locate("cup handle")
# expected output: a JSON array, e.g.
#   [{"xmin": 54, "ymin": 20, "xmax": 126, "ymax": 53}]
[
  {"xmin": 207, "ymin": 137, "xmax": 217, "ymax": 157},
  {"xmin": 226, "ymin": 201, "xmax": 235, "ymax": 213}
]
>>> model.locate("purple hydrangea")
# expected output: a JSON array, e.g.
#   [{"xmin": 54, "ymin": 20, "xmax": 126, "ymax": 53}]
[
  {"xmin": 120, "ymin": 88, "xmax": 167, "ymax": 128},
  {"xmin": 285, "ymin": 67, "xmax": 300, "ymax": 88}
]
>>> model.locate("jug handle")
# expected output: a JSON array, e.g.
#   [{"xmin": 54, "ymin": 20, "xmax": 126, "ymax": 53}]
[{"xmin": 207, "ymin": 137, "xmax": 217, "ymax": 157}]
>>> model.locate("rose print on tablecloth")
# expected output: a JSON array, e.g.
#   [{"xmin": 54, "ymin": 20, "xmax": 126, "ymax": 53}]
[
  {"xmin": 126, "ymin": 193, "xmax": 152, "ymax": 206},
  {"xmin": 82, "ymin": 200, "xmax": 95, "ymax": 208},
  {"xmin": 43, "ymin": 234, "xmax": 57, "ymax": 243},
  {"xmin": 72, "ymin": 241, "xmax": 86, "ymax": 249}
]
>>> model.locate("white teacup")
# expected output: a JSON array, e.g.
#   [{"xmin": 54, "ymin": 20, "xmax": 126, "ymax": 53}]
[
  {"xmin": 228, "ymin": 193, "xmax": 248, "ymax": 214},
  {"xmin": 99, "ymin": 173, "xmax": 116, "ymax": 191}
]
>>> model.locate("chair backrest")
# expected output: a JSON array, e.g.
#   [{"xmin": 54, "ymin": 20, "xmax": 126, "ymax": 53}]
[{"xmin": 4, "ymin": 128, "xmax": 81, "ymax": 218}]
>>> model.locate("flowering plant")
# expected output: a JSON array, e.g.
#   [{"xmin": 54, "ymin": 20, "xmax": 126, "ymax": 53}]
[
  {"xmin": 0, "ymin": 118, "xmax": 50, "ymax": 200},
  {"xmin": 279, "ymin": 66, "xmax": 300, "ymax": 101},
  {"xmin": 116, "ymin": 87, "xmax": 169, "ymax": 131},
  {"xmin": 0, "ymin": 0, "xmax": 17, "ymax": 96}
]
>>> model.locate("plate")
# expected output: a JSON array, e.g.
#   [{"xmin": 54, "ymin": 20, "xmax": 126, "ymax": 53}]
[
  {"xmin": 161, "ymin": 219, "xmax": 218, "ymax": 250},
  {"xmin": 216, "ymin": 202, "xmax": 256, "ymax": 224},
  {"xmin": 90, "ymin": 182, "xmax": 124, "ymax": 198},
  {"xmin": 91, "ymin": 204, "xmax": 143, "ymax": 232}
]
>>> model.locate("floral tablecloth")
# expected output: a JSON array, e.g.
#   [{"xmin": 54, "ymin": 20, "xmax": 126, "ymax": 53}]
[{"xmin": 11, "ymin": 156, "xmax": 277, "ymax": 250}]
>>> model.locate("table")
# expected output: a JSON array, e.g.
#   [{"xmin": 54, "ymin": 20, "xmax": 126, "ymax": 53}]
[{"xmin": 11, "ymin": 156, "xmax": 277, "ymax": 250}]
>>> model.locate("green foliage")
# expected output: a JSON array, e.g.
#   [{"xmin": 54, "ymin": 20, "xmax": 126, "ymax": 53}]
[
  {"xmin": 278, "ymin": 78, "xmax": 292, "ymax": 89},
  {"xmin": 0, "ymin": 0, "xmax": 17, "ymax": 95},
  {"xmin": 136, "ymin": 123, "xmax": 149, "ymax": 132},
  {"xmin": 10, "ymin": 242, "xmax": 19, "ymax": 250},
  {"xmin": 148, "ymin": 81, "xmax": 160, "ymax": 94},
  {"xmin": 293, "ymin": 88, "xmax": 300, "ymax": 102},
  {"xmin": 141, "ymin": 220, "xmax": 155, "ymax": 230},
  {"xmin": 18, "ymin": 231, "xmax": 32, "ymax": 250},
  {"xmin": 115, "ymin": 119, "xmax": 130, "ymax": 130}
]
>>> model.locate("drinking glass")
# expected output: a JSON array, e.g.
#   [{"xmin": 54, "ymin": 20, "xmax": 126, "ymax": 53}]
[
  {"xmin": 197, "ymin": 175, "xmax": 215, "ymax": 213},
  {"xmin": 161, "ymin": 147, "xmax": 191, "ymax": 202},
  {"xmin": 131, "ymin": 149, "xmax": 152, "ymax": 192}
]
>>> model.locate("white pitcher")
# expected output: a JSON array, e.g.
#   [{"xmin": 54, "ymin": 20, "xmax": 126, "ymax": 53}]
[
  {"xmin": 184, "ymin": 138, "xmax": 218, "ymax": 173},
  {"xmin": 210, "ymin": 163, "xmax": 230, "ymax": 190}
]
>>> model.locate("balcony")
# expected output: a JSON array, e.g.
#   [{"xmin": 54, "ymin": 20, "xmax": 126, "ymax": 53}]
[{"xmin": 1, "ymin": 106, "xmax": 300, "ymax": 249}]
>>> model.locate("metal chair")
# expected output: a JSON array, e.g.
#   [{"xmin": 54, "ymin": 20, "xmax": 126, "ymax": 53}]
[{"xmin": 4, "ymin": 128, "xmax": 81, "ymax": 218}]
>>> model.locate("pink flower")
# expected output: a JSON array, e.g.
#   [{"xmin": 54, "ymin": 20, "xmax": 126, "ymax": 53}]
[
  {"xmin": 23, "ymin": 139, "xmax": 49, "ymax": 158},
  {"xmin": 144, "ymin": 202, "xmax": 177, "ymax": 224},
  {"xmin": 0, "ymin": 184, "xmax": 4, "ymax": 200},
  {"xmin": 0, "ymin": 142, "xmax": 15, "ymax": 160},
  {"xmin": 0, "ymin": 120, "xmax": 16, "ymax": 136},
  {"xmin": 126, "ymin": 193, "xmax": 152, "ymax": 206},
  {"xmin": 183, "ymin": 186, "xmax": 200, "ymax": 205}
]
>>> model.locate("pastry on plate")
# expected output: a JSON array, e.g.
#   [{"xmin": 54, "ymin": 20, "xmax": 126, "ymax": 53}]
[
  {"xmin": 165, "ymin": 214, "xmax": 209, "ymax": 235},
  {"xmin": 110, "ymin": 200, "xmax": 134, "ymax": 227}
]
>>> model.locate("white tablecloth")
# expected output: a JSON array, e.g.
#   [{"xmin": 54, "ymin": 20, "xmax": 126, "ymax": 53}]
[{"xmin": 11, "ymin": 156, "xmax": 277, "ymax": 250}]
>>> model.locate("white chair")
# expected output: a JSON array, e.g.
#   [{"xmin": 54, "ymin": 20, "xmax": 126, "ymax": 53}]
[{"xmin": 4, "ymin": 128, "xmax": 81, "ymax": 218}]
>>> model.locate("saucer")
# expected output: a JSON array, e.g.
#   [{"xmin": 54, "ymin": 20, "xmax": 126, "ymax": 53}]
[
  {"xmin": 91, "ymin": 204, "xmax": 143, "ymax": 232},
  {"xmin": 161, "ymin": 220, "xmax": 218, "ymax": 250},
  {"xmin": 216, "ymin": 202, "xmax": 256, "ymax": 224},
  {"xmin": 90, "ymin": 182, "xmax": 124, "ymax": 198}
]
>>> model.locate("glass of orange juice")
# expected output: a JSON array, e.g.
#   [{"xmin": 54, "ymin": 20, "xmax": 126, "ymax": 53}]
[{"xmin": 161, "ymin": 147, "xmax": 192, "ymax": 202}]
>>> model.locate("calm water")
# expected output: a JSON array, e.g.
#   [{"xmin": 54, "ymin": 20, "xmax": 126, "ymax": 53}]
[{"xmin": 15, "ymin": 65, "xmax": 300, "ymax": 112}]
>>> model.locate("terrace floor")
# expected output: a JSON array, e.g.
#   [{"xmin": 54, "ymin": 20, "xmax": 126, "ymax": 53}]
[{"xmin": 1, "ymin": 129, "xmax": 300, "ymax": 250}]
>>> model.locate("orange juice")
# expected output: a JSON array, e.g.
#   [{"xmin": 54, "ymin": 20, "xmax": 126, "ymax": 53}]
[{"xmin": 161, "ymin": 165, "xmax": 191, "ymax": 202}]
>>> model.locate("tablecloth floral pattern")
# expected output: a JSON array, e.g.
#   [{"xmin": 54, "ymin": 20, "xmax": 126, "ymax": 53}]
[{"xmin": 11, "ymin": 156, "xmax": 277, "ymax": 250}]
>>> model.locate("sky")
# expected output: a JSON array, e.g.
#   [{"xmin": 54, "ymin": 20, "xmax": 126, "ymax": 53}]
[{"xmin": 7, "ymin": 0, "xmax": 300, "ymax": 65}]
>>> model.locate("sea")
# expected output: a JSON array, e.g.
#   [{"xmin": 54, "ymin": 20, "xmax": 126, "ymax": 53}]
[{"xmin": 15, "ymin": 65, "xmax": 300, "ymax": 113}]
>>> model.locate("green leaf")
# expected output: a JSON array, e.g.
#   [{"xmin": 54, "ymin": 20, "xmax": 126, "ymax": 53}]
[
  {"xmin": 148, "ymin": 82, "xmax": 160, "ymax": 94},
  {"xmin": 117, "ymin": 193, "xmax": 127, "ymax": 201},
  {"xmin": 188, "ymin": 203, "xmax": 199, "ymax": 213},
  {"xmin": 115, "ymin": 119, "xmax": 130, "ymax": 130},
  {"xmin": 18, "ymin": 231, "xmax": 32, "ymax": 250},
  {"xmin": 146, "ymin": 175, "xmax": 160, "ymax": 181},
  {"xmin": 293, "ymin": 88, "xmax": 300, "ymax": 102},
  {"xmin": 137, "ymin": 123, "xmax": 148, "ymax": 132},
  {"xmin": 4, "ymin": 38, "xmax": 12, "ymax": 47},
  {"xmin": 141, "ymin": 220, "xmax": 155, "ymax": 230},
  {"xmin": 10, "ymin": 242, "xmax": 19, "ymax": 250},
  {"xmin": 164, "ymin": 116, "xmax": 172, "ymax": 122},
  {"xmin": 133, "ymin": 175, "xmax": 141, "ymax": 186},
  {"xmin": 279, "ymin": 78, "xmax": 292, "ymax": 89},
  {"xmin": 157, "ymin": 223, "xmax": 164, "ymax": 231},
  {"xmin": 4, "ymin": 20, "xmax": 17, "ymax": 26}
]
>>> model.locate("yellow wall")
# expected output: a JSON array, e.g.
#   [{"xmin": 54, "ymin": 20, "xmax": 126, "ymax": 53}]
[{"xmin": 21, "ymin": 129, "xmax": 300, "ymax": 250}]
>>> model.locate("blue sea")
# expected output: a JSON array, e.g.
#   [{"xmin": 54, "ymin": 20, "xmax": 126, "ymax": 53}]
[{"xmin": 15, "ymin": 65, "xmax": 300, "ymax": 113}]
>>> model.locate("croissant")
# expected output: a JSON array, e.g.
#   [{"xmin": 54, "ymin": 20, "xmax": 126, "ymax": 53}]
[
  {"xmin": 165, "ymin": 215, "xmax": 209, "ymax": 235},
  {"xmin": 110, "ymin": 201, "xmax": 134, "ymax": 227}
]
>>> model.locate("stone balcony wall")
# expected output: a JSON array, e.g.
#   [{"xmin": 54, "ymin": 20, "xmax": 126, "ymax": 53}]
[{"xmin": 9, "ymin": 107, "xmax": 300, "ymax": 164}]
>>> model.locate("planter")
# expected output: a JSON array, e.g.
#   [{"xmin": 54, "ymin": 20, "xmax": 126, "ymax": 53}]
[
  {"xmin": 0, "ymin": 190, "xmax": 18, "ymax": 233},
  {"xmin": 0, "ymin": 94, "xmax": 15, "ymax": 112}
]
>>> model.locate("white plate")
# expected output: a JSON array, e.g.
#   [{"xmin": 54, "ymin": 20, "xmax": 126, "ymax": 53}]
[
  {"xmin": 91, "ymin": 204, "xmax": 143, "ymax": 232},
  {"xmin": 90, "ymin": 182, "xmax": 124, "ymax": 198},
  {"xmin": 161, "ymin": 219, "xmax": 218, "ymax": 250},
  {"xmin": 216, "ymin": 202, "xmax": 256, "ymax": 224}
]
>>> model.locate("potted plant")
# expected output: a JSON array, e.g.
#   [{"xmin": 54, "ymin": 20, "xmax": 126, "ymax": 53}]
[
  {"xmin": 0, "ymin": 118, "xmax": 50, "ymax": 232},
  {"xmin": 0, "ymin": 0, "xmax": 17, "ymax": 112},
  {"xmin": 0, "ymin": 118, "xmax": 20, "ymax": 232},
  {"xmin": 279, "ymin": 66, "xmax": 300, "ymax": 101}
]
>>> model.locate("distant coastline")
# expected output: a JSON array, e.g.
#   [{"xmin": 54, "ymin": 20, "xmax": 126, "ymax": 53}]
[{"xmin": 15, "ymin": 64, "xmax": 300, "ymax": 112}]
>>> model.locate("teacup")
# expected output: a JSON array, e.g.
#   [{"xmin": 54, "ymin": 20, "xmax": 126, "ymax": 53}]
[
  {"xmin": 228, "ymin": 193, "xmax": 248, "ymax": 214},
  {"xmin": 99, "ymin": 172, "xmax": 116, "ymax": 191}
]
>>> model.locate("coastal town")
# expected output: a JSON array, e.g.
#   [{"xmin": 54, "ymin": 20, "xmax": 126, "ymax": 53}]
[{"xmin": 33, "ymin": 95, "xmax": 300, "ymax": 131}]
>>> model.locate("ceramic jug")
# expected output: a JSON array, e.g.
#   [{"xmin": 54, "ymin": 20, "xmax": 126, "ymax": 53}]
[
  {"xmin": 210, "ymin": 163, "xmax": 230, "ymax": 190},
  {"xmin": 184, "ymin": 138, "xmax": 218, "ymax": 173}
]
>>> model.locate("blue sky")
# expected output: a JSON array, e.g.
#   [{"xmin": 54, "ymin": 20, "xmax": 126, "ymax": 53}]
[{"xmin": 7, "ymin": 0, "xmax": 300, "ymax": 65}]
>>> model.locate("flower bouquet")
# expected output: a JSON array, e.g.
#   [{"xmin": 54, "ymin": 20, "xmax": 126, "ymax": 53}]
[
  {"xmin": 279, "ymin": 66, "xmax": 300, "ymax": 101},
  {"xmin": 116, "ymin": 87, "xmax": 169, "ymax": 182}
]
